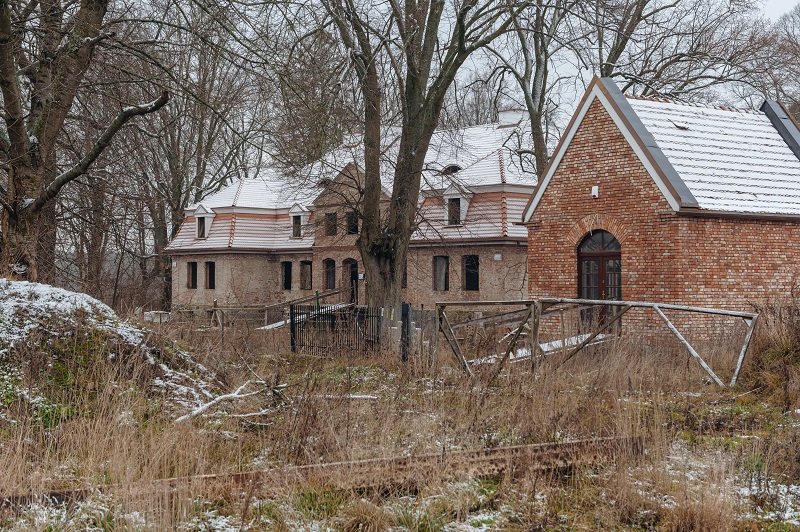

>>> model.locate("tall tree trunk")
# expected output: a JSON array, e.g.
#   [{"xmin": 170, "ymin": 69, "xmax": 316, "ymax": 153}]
[{"xmin": 2, "ymin": 166, "xmax": 43, "ymax": 279}]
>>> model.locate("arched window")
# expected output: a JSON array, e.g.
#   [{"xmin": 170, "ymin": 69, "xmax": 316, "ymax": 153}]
[
  {"xmin": 323, "ymin": 259, "xmax": 336, "ymax": 290},
  {"xmin": 577, "ymin": 230, "xmax": 621, "ymax": 301}
]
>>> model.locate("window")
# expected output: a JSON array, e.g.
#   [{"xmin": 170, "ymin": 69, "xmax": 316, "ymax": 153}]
[
  {"xmin": 300, "ymin": 261, "xmax": 312, "ymax": 290},
  {"xmin": 443, "ymin": 164, "xmax": 462, "ymax": 175},
  {"xmin": 205, "ymin": 261, "xmax": 215, "ymax": 289},
  {"xmin": 187, "ymin": 262, "xmax": 198, "ymax": 289},
  {"xmin": 401, "ymin": 260, "xmax": 407, "ymax": 289},
  {"xmin": 463, "ymin": 255, "xmax": 479, "ymax": 291},
  {"xmin": 197, "ymin": 217, "xmax": 207, "ymax": 239},
  {"xmin": 346, "ymin": 211, "xmax": 359, "ymax": 234},
  {"xmin": 323, "ymin": 259, "xmax": 336, "ymax": 290},
  {"xmin": 325, "ymin": 212, "xmax": 337, "ymax": 236},
  {"xmin": 292, "ymin": 215, "xmax": 302, "ymax": 238},
  {"xmin": 447, "ymin": 198, "xmax": 462, "ymax": 225},
  {"xmin": 578, "ymin": 230, "xmax": 622, "ymax": 325},
  {"xmin": 281, "ymin": 261, "xmax": 292, "ymax": 290},
  {"xmin": 433, "ymin": 256, "xmax": 449, "ymax": 291}
]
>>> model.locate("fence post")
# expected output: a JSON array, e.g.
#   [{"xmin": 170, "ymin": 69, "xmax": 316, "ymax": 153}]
[
  {"xmin": 401, "ymin": 303, "xmax": 411, "ymax": 362},
  {"xmin": 289, "ymin": 304, "xmax": 297, "ymax": 353}
]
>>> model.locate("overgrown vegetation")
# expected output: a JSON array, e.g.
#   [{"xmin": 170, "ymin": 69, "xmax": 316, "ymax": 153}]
[{"xmin": 3, "ymin": 296, "xmax": 800, "ymax": 529}]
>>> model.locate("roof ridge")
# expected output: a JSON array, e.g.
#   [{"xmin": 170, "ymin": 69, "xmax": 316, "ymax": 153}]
[
  {"xmin": 626, "ymin": 94, "xmax": 761, "ymax": 114},
  {"xmin": 231, "ymin": 178, "xmax": 245, "ymax": 207}
]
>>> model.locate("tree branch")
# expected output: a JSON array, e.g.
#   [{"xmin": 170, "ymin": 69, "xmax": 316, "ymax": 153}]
[{"xmin": 32, "ymin": 91, "xmax": 170, "ymax": 212}]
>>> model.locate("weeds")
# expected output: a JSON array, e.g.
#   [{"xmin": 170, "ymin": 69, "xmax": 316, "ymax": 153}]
[{"xmin": 2, "ymin": 302, "xmax": 800, "ymax": 529}]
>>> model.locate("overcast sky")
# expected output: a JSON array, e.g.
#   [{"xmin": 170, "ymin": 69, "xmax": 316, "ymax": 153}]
[{"xmin": 763, "ymin": 0, "xmax": 798, "ymax": 20}]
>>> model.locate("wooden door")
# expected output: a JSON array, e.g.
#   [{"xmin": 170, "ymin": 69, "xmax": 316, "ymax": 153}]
[{"xmin": 578, "ymin": 230, "xmax": 621, "ymax": 324}]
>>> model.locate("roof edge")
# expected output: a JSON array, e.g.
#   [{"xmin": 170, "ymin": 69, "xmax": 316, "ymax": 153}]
[
  {"xmin": 760, "ymin": 100, "xmax": 800, "ymax": 163},
  {"xmin": 597, "ymin": 78, "xmax": 699, "ymax": 209}
]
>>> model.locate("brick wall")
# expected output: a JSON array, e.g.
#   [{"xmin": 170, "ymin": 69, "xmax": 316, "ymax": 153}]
[
  {"xmin": 172, "ymin": 252, "xmax": 314, "ymax": 308},
  {"xmin": 527, "ymin": 99, "xmax": 800, "ymax": 312}
]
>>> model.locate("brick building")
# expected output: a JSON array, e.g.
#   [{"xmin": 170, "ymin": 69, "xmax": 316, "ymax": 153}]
[
  {"xmin": 166, "ymin": 116, "xmax": 535, "ymax": 310},
  {"xmin": 522, "ymin": 77, "xmax": 800, "ymax": 311}
]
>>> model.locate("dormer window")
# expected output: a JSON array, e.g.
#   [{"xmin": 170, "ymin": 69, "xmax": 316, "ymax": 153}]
[
  {"xmin": 289, "ymin": 204, "xmax": 309, "ymax": 238},
  {"xmin": 442, "ymin": 164, "xmax": 462, "ymax": 175},
  {"xmin": 442, "ymin": 185, "xmax": 470, "ymax": 226},
  {"xmin": 447, "ymin": 198, "xmax": 462, "ymax": 225},
  {"xmin": 193, "ymin": 204, "xmax": 215, "ymax": 240},
  {"xmin": 292, "ymin": 215, "xmax": 302, "ymax": 237}
]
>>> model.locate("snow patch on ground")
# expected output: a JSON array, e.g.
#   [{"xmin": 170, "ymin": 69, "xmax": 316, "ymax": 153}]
[
  {"xmin": 0, "ymin": 279, "xmax": 215, "ymax": 415},
  {"xmin": 739, "ymin": 481, "xmax": 800, "ymax": 525}
]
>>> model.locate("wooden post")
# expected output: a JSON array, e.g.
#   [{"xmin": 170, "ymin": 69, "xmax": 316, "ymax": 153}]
[
  {"xmin": 557, "ymin": 305, "xmax": 631, "ymax": 368},
  {"xmin": 439, "ymin": 310, "xmax": 474, "ymax": 378},
  {"xmin": 529, "ymin": 301, "xmax": 541, "ymax": 373},
  {"xmin": 432, "ymin": 305, "xmax": 441, "ymax": 368},
  {"xmin": 654, "ymin": 306, "xmax": 724, "ymax": 387},
  {"xmin": 730, "ymin": 315, "xmax": 758, "ymax": 386},
  {"xmin": 487, "ymin": 306, "xmax": 533, "ymax": 385}
]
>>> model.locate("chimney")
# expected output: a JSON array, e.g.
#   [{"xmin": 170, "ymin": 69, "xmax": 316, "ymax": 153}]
[{"xmin": 760, "ymin": 100, "xmax": 800, "ymax": 162}]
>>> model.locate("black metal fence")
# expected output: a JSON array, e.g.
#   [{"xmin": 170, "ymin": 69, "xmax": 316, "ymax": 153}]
[{"xmin": 289, "ymin": 303, "xmax": 382, "ymax": 355}]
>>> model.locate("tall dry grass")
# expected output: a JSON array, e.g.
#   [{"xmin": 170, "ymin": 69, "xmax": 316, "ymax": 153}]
[{"xmin": 0, "ymin": 304, "xmax": 795, "ymax": 529}]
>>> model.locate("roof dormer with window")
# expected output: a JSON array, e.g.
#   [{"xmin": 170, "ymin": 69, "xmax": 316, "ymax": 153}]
[
  {"xmin": 289, "ymin": 203, "xmax": 310, "ymax": 238},
  {"xmin": 194, "ymin": 204, "xmax": 215, "ymax": 239},
  {"xmin": 442, "ymin": 184, "xmax": 471, "ymax": 226}
]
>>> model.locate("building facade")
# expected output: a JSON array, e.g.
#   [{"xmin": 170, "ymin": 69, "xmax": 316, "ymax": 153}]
[
  {"xmin": 523, "ymin": 77, "xmax": 800, "ymax": 312},
  {"xmin": 166, "ymin": 117, "xmax": 535, "ymax": 310}
]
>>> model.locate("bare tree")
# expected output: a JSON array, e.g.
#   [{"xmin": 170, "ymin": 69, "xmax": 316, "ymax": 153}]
[
  {"xmin": 0, "ymin": 0, "xmax": 170, "ymax": 281},
  {"xmin": 305, "ymin": 0, "xmax": 533, "ymax": 318},
  {"xmin": 487, "ymin": 0, "xmax": 584, "ymax": 176},
  {"xmin": 583, "ymin": 0, "xmax": 768, "ymax": 98}
]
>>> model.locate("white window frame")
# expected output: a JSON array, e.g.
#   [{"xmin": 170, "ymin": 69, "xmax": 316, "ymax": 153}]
[
  {"xmin": 194, "ymin": 205, "xmax": 215, "ymax": 240},
  {"xmin": 289, "ymin": 204, "xmax": 309, "ymax": 238},
  {"xmin": 442, "ymin": 186, "xmax": 470, "ymax": 226}
]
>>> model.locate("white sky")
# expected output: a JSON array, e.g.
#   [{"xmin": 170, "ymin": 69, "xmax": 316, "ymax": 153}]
[{"xmin": 762, "ymin": 0, "xmax": 798, "ymax": 20}]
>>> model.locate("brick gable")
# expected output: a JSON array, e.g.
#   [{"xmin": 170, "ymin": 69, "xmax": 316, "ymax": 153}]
[{"xmin": 527, "ymin": 99, "xmax": 800, "ymax": 310}]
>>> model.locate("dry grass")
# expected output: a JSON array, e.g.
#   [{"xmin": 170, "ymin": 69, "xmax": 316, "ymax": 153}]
[{"xmin": 1, "ymin": 305, "xmax": 800, "ymax": 529}]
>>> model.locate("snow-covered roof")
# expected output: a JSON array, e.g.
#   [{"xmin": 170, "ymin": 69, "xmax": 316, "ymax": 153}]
[
  {"xmin": 307, "ymin": 121, "xmax": 537, "ymax": 195},
  {"xmin": 187, "ymin": 169, "xmax": 317, "ymax": 212},
  {"xmin": 524, "ymin": 77, "xmax": 800, "ymax": 222},
  {"xmin": 422, "ymin": 122, "xmax": 536, "ymax": 189},
  {"xmin": 628, "ymin": 98, "xmax": 800, "ymax": 215},
  {"xmin": 169, "ymin": 119, "xmax": 536, "ymax": 253}
]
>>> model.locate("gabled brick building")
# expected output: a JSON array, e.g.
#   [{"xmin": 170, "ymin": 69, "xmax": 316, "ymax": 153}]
[
  {"xmin": 166, "ymin": 116, "xmax": 535, "ymax": 310},
  {"xmin": 523, "ymin": 77, "xmax": 800, "ymax": 310}
]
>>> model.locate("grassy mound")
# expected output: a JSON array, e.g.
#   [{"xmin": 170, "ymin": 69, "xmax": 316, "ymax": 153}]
[{"xmin": 0, "ymin": 279, "xmax": 218, "ymax": 426}]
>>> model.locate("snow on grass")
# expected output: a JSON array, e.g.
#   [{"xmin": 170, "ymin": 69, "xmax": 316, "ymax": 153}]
[
  {"xmin": 0, "ymin": 279, "xmax": 216, "ymax": 415},
  {"xmin": 739, "ymin": 481, "xmax": 800, "ymax": 525}
]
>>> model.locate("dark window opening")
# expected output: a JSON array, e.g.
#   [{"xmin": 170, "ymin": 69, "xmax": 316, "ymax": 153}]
[
  {"xmin": 346, "ymin": 211, "xmax": 359, "ymax": 234},
  {"xmin": 300, "ymin": 261, "xmax": 312, "ymax": 290},
  {"xmin": 401, "ymin": 260, "xmax": 408, "ymax": 289},
  {"xmin": 433, "ymin": 255, "xmax": 449, "ymax": 291},
  {"xmin": 205, "ymin": 261, "xmax": 215, "ymax": 289},
  {"xmin": 197, "ymin": 217, "xmax": 207, "ymax": 239},
  {"xmin": 292, "ymin": 215, "xmax": 302, "ymax": 237},
  {"xmin": 187, "ymin": 262, "xmax": 198, "ymax": 289},
  {"xmin": 281, "ymin": 261, "xmax": 292, "ymax": 290},
  {"xmin": 443, "ymin": 164, "xmax": 462, "ymax": 175},
  {"xmin": 325, "ymin": 212, "xmax": 337, "ymax": 236},
  {"xmin": 323, "ymin": 259, "xmax": 336, "ymax": 290},
  {"xmin": 463, "ymin": 255, "xmax": 479, "ymax": 291},
  {"xmin": 447, "ymin": 198, "xmax": 461, "ymax": 225}
]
